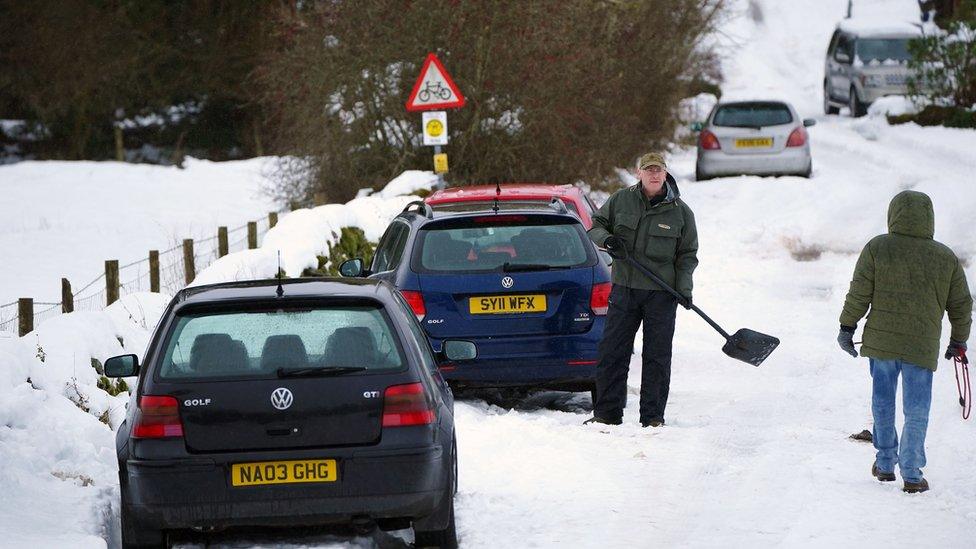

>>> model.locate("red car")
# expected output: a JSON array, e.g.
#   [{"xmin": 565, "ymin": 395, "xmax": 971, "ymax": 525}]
[{"xmin": 425, "ymin": 183, "xmax": 599, "ymax": 229}]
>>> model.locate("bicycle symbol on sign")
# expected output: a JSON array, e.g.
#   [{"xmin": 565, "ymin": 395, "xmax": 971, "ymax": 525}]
[{"xmin": 418, "ymin": 81, "xmax": 452, "ymax": 102}]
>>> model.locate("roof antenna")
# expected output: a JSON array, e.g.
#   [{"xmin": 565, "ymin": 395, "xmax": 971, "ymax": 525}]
[
  {"xmin": 492, "ymin": 181, "xmax": 500, "ymax": 214},
  {"xmin": 275, "ymin": 250, "xmax": 284, "ymax": 298}
]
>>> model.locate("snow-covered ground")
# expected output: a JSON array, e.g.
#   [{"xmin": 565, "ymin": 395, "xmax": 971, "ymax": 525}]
[{"xmin": 1, "ymin": 0, "xmax": 974, "ymax": 548}]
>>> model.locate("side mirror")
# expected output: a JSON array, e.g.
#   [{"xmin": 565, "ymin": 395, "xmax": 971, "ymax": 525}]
[
  {"xmin": 835, "ymin": 51, "xmax": 850, "ymax": 64},
  {"xmin": 598, "ymin": 248, "xmax": 613, "ymax": 266},
  {"xmin": 690, "ymin": 121, "xmax": 704, "ymax": 132},
  {"xmin": 339, "ymin": 258, "xmax": 364, "ymax": 277},
  {"xmin": 803, "ymin": 118, "xmax": 817, "ymax": 127},
  {"xmin": 442, "ymin": 340, "xmax": 477, "ymax": 362},
  {"xmin": 104, "ymin": 354, "xmax": 139, "ymax": 377}
]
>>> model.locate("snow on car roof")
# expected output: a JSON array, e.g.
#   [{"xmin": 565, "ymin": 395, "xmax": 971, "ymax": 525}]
[{"xmin": 837, "ymin": 18, "xmax": 924, "ymax": 37}]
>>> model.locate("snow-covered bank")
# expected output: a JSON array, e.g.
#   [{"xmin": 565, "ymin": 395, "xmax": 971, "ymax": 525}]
[{"xmin": 0, "ymin": 157, "xmax": 280, "ymax": 307}]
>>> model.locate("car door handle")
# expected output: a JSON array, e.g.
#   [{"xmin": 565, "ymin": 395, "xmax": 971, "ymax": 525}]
[{"xmin": 267, "ymin": 426, "xmax": 300, "ymax": 436}]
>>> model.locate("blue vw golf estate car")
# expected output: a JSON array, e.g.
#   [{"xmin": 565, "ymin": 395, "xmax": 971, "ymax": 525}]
[{"xmin": 340, "ymin": 200, "xmax": 611, "ymax": 395}]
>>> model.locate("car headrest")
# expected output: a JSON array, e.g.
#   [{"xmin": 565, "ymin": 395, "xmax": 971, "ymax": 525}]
[{"xmin": 260, "ymin": 334, "xmax": 309, "ymax": 370}]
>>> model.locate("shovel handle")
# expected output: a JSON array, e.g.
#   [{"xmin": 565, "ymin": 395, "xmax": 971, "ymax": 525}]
[{"xmin": 622, "ymin": 256, "xmax": 731, "ymax": 340}]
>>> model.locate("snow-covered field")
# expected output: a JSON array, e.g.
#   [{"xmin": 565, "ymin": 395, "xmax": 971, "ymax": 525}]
[{"xmin": 1, "ymin": 0, "xmax": 974, "ymax": 548}]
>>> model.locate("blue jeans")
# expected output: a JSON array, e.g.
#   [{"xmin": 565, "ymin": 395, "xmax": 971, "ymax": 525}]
[{"xmin": 870, "ymin": 358, "xmax": 933, "ymax": 483}]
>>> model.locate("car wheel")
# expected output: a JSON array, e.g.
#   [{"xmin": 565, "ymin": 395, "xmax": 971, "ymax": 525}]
[
  {"xmin": 695, "ymin": 165, "xmax": 709, "ymax": 182},
  {"xmin": 414, "ymin": 442, "xmax": 458, "ymax": 549},
  {"xmin": 121, "ymin": 504, "xmax": 167, "ymax": 549},
  {"xmin": 849, "ymin": 86, "xmax": 867, "ymax": 117},
  {"xmin": 824, "ymin": 82, "xmax": 839, "ymax": 115}
]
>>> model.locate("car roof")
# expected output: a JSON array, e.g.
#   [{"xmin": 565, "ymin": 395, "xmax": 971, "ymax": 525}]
[
  {"xmin": 714, "ymin": 99, "xmax": 795, "ymax": 109},
  {"xmin": 836, "ymin": 19, "xmax": 923, "ymax": 38},
  {"xmin": 175, "ymin": 277, "xmax": 395, "ymax": 307},
  {"xmin": 426, "ymin": 183, "xmax": 582, "ymax": 204}
]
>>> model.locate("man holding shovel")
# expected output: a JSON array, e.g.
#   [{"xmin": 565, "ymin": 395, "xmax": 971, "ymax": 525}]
[
  {"xmin": 584, "ymin": 152, "xmax": 698, "ymax": 428},
  {"xmin": 837, "ymin": 190, "xmax": 972, "ymax": 493}
]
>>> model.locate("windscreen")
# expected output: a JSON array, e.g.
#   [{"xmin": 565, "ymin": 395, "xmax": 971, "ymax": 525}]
[
  {"xmin": 857, "ymin": 38, "xmax": 911, "ymax": 63},
  {"xmin": 417, "ymin": 219, "xmax": 591, "ymax": 272},
  {"xmin": 713, "ymin": 103, "xmax": 793, "ymax": 127},
  {"xmin": 158, "ymin": 304, "xmax": 404, "ymax": 379}
]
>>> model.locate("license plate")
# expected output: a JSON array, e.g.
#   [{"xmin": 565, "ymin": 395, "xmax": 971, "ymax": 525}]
[
  {"xmin": 734, "ymin": 137, "xmax": 773, "ymax": 148},
  {"xmin": 231, "ymin": 459, "xmax": 337, "ymax": 487},
  {"xmin": 469, "ymin": 294, "xmax": 547, "ymax": 314}
]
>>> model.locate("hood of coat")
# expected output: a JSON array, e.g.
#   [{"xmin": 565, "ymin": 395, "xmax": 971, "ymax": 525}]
[{"xmin": 887, "ymin": 190, "xmax": 934, "ymax": 239}]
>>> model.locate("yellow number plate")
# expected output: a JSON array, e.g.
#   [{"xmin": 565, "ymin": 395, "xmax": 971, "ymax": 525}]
[
  {"xmin": 469, "ymin": 294, "xmax": 547, "ymax": 314},
  {"xmin": 734, "ymin": 138, "xmax": 773, "ymax": 148},
  {"xmin": 231, "ymin": 459, "xmax": 337, "ymax": 487}
]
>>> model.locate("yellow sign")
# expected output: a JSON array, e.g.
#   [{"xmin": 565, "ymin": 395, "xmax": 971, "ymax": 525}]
[
  {"xmin": 434, "ymin": 153, "xmax": 449, "ymax": 174},
  {"xmin": 469, "ymin": 294, "xmax": 547, "ymax": 314},
  {"xmin": 231, "ymin": 459, "xmax": 337, "ymax": 487},
  {"xmin": 734, "ymin": 137, "xmax": 773, "ymax": 148},
  {"xmin": 426, "ymin": 119, "xmax": 444, "ymax": 137}
]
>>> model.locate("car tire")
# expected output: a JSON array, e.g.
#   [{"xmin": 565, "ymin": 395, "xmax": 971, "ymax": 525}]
[
  {"xmin": 849, "ymin": 86, "xmax": 867, "ymax": 118},
  {"xmin": 121, "ymin": 504, "xmax": 167, "ymax": 549},
  {"xmin": 414, "ymin": 436, "xmax": 459, "ymax": 549},
  {"xmin": 824, "ymin": 82, "xmax": 840, "ymax": 115},
  {"xmin": 695, "ymin": 165, "xmax": 709, "ymax": 182}
]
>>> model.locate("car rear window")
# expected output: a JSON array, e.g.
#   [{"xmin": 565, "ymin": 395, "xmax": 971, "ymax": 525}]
[
  {"xmin": 431, "ymin": 199, "xmax": 581, "ymax": 216},
  {"xmin": 712, "ymin": 103, "xmax": 793, "ymax": 127},
  {"xmin": 856, "ymin": 38, "xmax": 911, "ymax": 63},
  {"xmin": 157, "ymin": 304, "xmax": 405, "ymax": 380},
  {"xmin": 415, "ymin": 217, "xmax": 593, "ymax": 273}
]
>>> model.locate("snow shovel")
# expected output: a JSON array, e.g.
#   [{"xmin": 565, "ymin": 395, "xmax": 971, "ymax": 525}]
[{"xmin": 621, "ymin": 255, "xmax": 779, "ymax": 367}]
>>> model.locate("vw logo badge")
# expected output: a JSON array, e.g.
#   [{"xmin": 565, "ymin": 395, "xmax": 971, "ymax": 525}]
[
  {"xmin": 501, "ymin": 276, "xmax": 514, "ymax": 289},
  {"xmin": 270, "ymin": 387, "xmax": 294, "ymax": 410}
]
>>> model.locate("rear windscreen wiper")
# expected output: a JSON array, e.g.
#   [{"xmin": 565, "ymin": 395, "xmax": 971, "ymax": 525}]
[
  {"xmin": 277, "ymin": 366, "xmax": 367, "ymax": 378},
  {"xmin": 502, "ymin": 262, "xmax": 568, "ymax": 272}
]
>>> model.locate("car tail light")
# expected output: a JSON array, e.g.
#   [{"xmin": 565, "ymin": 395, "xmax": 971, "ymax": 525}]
[
  {"xmin": 400, "ymin": 290, "xmax": 426, "ymax": 321},
  {"xmin": 132, "ymin": 396, "xmax": 184, "ymax": 438},
  {"xmin": 786, "ymin": 126, "xmax": 808, "ymax": 147},
  {"xmin": 590, "ymin": 282, "xmax": 611, "ymax": 315},
  {"xmin": 382, "ymin": 383, "xmax": 435, "ymax": 427},
  {"xmin": 699, "ymin": 129, "xmax": 721, "ymax": 150}
]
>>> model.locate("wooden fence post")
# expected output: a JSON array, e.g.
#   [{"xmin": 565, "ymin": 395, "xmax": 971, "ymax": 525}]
[
  {"xmin": 61, "ymin": 279, "xmax": 74, "ymax": 313},
  {"xmin": 183, "ymin": 239, "xmax": 195, "ymax": 284},
  {"xmin": 149, "ymin": 250, "xmax": 160, "ymax": 293},
  {"xmin": 18, "ymin": 298, "xmax": 32, "ymax": 337},
  {"xmin": 247, "ymin": 222, "xmax": 258, "ymax": 249},
  {"xmin": 268, "ymin": 212, "xmax": 278, "ymax": 229},
  {"xmin": 218, "ymin": 227, "xmax": 229, "ymax": 257},
  {"xmin": 105, "ymin": 260, "xmax": 120, "ymax": 306}
]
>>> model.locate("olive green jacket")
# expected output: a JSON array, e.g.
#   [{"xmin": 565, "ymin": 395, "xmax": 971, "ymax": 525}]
[
  {"xmin": 588, "ymin": 175, "xmax": 699, "ymax": 297},
  {"xmin": 840, "ymin": 191, "xmax": 973, "ymax": 371}
]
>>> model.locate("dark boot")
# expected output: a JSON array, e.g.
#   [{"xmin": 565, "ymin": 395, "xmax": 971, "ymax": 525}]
[
  {"xmin": 849, "ymin": 429, "xmax": 873, "ymax": 443},
  {"xmin": 871, "ymin": 462, "xmax": 895, "ymax": 482},
  {"xmin": 902, "ymin": 478, "xmax": 929, "ymax": 493},
  {"xmin": 641, "ymin": 419, "xmax": 665, "ymax": 428},
  {"xmin": 583, "ymin": 415, "xmax": 621, "ymax": 426}
]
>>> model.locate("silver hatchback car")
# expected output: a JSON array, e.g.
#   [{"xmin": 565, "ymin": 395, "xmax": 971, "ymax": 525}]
[{"xmin": 694, "ymin": 100, "xmax": 815, "ymax": 181}]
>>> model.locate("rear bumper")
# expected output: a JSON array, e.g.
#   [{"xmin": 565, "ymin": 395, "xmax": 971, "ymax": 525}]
[
  {"xmin": 435, "ymin": 319, "xmax": 603, "ymax": 388},
  {"xmin": 697, "ymin": 147, "xmax": 810, "ymax": 177},
  {"xmin": 123, "ymin": 442, "xmax": 448, "ymax": 529}
]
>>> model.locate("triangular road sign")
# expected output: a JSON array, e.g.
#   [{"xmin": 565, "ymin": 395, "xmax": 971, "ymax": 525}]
[{"xmin": 406, "ymin": 53, "xmax": 466, "ymax": 112}]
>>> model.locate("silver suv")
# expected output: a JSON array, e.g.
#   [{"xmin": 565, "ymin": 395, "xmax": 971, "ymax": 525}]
[{"xmin": 823, "ymin": 20, "xmax": 923, "ymax": 117}]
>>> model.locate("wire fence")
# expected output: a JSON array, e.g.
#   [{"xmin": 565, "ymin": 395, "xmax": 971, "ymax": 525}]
[{"xmin": 1, "ymin": 215, "xmax": 276, "ymax": 336}]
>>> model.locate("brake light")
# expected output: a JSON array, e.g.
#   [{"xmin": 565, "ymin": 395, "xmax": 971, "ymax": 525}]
[
  {"xmin": 474, "ymin": 215, "xmax": 527, "ymax": 223},
  {"xmin": 132, "ymin": 396, "xmax": 184, "ymax": 438},
  {"xmin": 382, "ymin": 383, "xmax": 435, "ymax": 427},
  {"xmin": 699, "ymin": 129, "xmax": 721, "ymax": 150},
  {"xmin": 786, "ymin": 126, "xmax": 808, "ymax": 147},
  {"xmin": 400, "ymin": 290, "xmax": 426, "ymax": 321},
  {"xmin": 590, "ymin": 282, "xmax": 611, "ymax": 315}
]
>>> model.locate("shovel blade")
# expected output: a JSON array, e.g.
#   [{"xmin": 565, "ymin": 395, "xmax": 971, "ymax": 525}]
[{"xmin": 722, "ymin": 328, "xmax": 780, "ymax": 367}]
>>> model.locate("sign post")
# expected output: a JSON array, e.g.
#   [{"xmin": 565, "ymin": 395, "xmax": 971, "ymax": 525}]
[{"xmin": 406, "ymin": 53, "xmax": 465, "ymax": 189}]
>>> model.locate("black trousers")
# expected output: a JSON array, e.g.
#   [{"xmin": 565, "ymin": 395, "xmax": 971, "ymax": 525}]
[{"xmin": 593, "ymin": 286, "xmax": 677, "ymax": 423}]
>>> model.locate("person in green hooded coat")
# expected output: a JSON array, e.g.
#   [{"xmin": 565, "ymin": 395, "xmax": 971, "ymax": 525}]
[{"xmin": 837, "ymin": 190, "xmax": 972, "ymax": 493}]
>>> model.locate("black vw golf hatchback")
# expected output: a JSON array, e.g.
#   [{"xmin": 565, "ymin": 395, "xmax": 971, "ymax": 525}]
[{"xmin": 104, "ymin": 278, "xmax": 473, "ymax": 548}]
